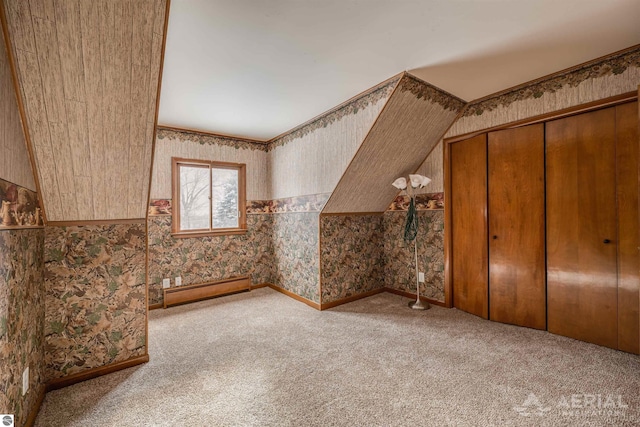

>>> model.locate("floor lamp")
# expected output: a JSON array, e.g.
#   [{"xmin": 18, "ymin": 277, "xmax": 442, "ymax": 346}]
[{"xmin": 392, "ymin": 174, "xmax": 431, "ymax": 310}]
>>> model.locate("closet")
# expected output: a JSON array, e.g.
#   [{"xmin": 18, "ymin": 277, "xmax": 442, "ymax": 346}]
[{"xmin": 448, "ymin": 100, "xmax": 639, "ymax": 354}]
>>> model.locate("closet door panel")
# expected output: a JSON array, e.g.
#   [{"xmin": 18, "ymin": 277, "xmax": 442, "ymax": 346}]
[
  {"xmin": 546, "ymin": 107, "xmax": 618, "ymax": 349},
  {"xmin": 451, "ymin": 134, "xmax": 488, "ymax": 319},
  {"xmin": 488, "ymin": 124, "xmax": 546, "ymax": 330},
  {"xmin": 616, "ymin": 101, "xmax": 639, "ymax": 354}
]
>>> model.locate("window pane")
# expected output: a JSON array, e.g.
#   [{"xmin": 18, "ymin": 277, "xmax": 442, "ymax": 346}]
[
  {"xmin": 179, "ymin": 166, "xmax": 210, "ymax": 230},
  {"xmin": 212, "ymin": 167, "xmax": 239, "ymax": 229}
]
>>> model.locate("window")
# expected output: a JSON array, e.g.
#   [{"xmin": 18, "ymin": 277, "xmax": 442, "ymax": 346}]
[{"xmin": 172, "ymin": 158, "xmax": 246, "ymax": 237}]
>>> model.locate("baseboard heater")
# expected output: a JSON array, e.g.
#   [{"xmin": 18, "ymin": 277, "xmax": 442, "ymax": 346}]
[{"xmin": 163, "ymin": 276, "xmax": 251, "ymax": 308}]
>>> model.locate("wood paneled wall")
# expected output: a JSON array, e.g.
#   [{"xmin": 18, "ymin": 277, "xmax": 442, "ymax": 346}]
[
  {"xmin": 269, "ymin": 93, "xmax": 389, "ymax": 200},
  {"xmin": 414, "ymin": 140, "xmax": 443, "ymax": 194},
  {"xmin": 151, "ymin": 132, "xmax": 270, "ymax": 201},
  {"xmin": 0, "ymin": 21, "xmax": 33, "ymax": 190},
  {"xmin": 2, "ymin": 0, "xmax": 167, "ymax": 221},
  {"xmin": 323, "ymin": 75, "xmax": 463, "ymax": 213}
]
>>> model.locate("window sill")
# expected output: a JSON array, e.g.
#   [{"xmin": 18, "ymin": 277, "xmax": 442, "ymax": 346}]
[{"xmin": 171, "ymin": 229, "xmax": 248, "ymax": 239}]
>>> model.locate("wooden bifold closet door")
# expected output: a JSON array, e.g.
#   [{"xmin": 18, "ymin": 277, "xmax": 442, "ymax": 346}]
[
  {"xmin": 451, "ymin": 134, "xmax": 489, "ymax": 319},
  {"xmin": 546, "ymin": 106, "xmax": 619, "ymax": 349},
  {"xmin": 488, "ymin": 124, "xmax": 546, "ymax": 330}
]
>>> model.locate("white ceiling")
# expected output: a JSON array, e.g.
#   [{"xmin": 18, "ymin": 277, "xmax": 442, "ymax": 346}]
[{"xmin": 158, "ymin": 0, "xmax": 640, "ymax": 140}]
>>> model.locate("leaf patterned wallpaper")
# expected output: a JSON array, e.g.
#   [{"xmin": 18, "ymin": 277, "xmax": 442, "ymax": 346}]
[
  {"xmin": 148, "ymin": 214, "xmax": 275, "ymax": 306},
  {"xmin": 320, "ymin": 215, "xmax": 385, "ymax": 304},
  {"xmin": 44, "ymin": 224, "xmax": 147, "ymax": 380},
  {"xmin": 0, "ymin": 229, "xmax": 45, "ymax": 427}
]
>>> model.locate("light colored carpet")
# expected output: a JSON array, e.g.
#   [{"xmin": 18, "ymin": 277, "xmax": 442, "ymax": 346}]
[{"xmin": 35, "ymin": 288, "xmax": 640, "ymax": 426}]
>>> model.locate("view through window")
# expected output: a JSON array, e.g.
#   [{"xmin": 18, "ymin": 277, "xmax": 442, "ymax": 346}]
[{"xmin": 172, "ymin": 158, "xmax": 246, "ymax": 236}]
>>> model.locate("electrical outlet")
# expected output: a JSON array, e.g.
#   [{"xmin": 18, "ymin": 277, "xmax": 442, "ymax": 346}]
[
  {"xmin": 418, "ymin": 272, "xmax": 425, "ymax": 283},
  {"xmin": 162, "ymin": 278, "xmax": 171, "ymax": 289},
  {"xmin": 175, "ymin": 276, "xmax": 182, "ymax": 287},
  {"xmin": 22, "ymin": 366, "xmax": 29, "ymax": 395}
]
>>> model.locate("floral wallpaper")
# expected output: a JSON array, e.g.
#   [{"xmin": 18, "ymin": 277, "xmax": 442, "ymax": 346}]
[
  {"xmin": 464, "ymin": 45, "xmax": 640, "ymax": 117},
  {"xmin": 147, "ymin": 215, "xmax": 275, "ymax": 306},
  {"xmin": 399, "ymin": 74, "xmax": 466, "ymax": 112},
  {"xmin": 0, "ymin": 229, "xmax": 45, "ymax": 427},
  {"xmin": 272, "ymin": 212, "xmax": 321, "ymax": 303},
  {"xmin": 156, "ymin": 128, "xmax": 269, "ymax": 152},
  {"xmin": 270, "ymin": 194, "xmax": 330, "ymax": 213},
  {"xmin": 388, "ymin": 193, "xmax": 444, "ymax": 211},
  {"xmin": 383, "ymin": 210, "xmax": 445, "ymax": 302},
  {"xmin": 269, "ymin": 79, "xmax": 399, "ymax": 149},
  {"xmin": 0, "ymin": 178, "xmax": 43, "ymax": 229},
  {"xmin": 320, "ymin": 215, "xmax": 385, "ymax": 303},
  {"xmin": 44, "ymin": 224, "xmax": 147, "ymax": 380}
]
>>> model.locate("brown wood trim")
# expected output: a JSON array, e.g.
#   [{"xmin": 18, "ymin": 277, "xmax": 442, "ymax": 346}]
[
  {"xmin": 148, "ymin": 303, "xmax": 163, "ymax": 310},
  {"xmin": 269, "ymin": 72, "xmax": 404, "ymax": 144},
  {"xmin": 250, "ymin": 283, "xmax": 269, "ymax": 290},
  {"xmin": 467, "ymin": 44, "xmax": 640, "ymax": 106},
  {"xmin": 24, "ymin": 385, "xmax": 45, "ymax": 427},
  {"xmin": 266, "ymin": 283, "xmax": 321, "ymax": 310},
  {"xmin": 0, "ymin": 225, "xmax": 45, "ymax": 232},
  {"xmin": 320, "ymin": 288, "xmax": 385, "ymax": 310},
  {"xmin": 163, "ymin": 276, "xmax": 251, "ymax": 308},
  {"xmin": 46, "ymin": 354, "xmax": 149, "ymax": 391},
  {"xmin": 384, "ymin": 287, "xmax": 447, "ymax": 307},
  {"xmin": 443, "ymin": 139, "xmax": 453, "ymax": 308},
  {"xmin": 320, "ymin": 211, "xmax": 384, "ymax": 217},
  {"xmin": 47, "ymin": 219, "xmax": 146, "ymax": 227},
  {"xmin": 171, "ymin": 157, "xmax": 247, "ymax": 235},
  {"xmin": 0, "ymin": 3, "xmax": 48, "ymax": 224},
  {"xmin": 171, "ymin": 229, "xmax": 248, "ymax": 238},
  {"xmin": 322, "ymin": 73, "xmax": 405, "ymax": 214},
  {"xmin": 157, "ymin": 124, "xmax": 270, "ymax": 144},
  {"xmin": 445, "ymin": 91, "xmax": 638, "ymax": 144}
]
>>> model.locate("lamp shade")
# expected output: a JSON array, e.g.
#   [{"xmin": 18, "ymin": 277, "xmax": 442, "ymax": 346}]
[
  {"xmin": 409, "ymin": 174, "xmax": 431, "ymax": 188},
  {"xmin": 392, "ymin": 177, "xmax": 407, "ymax": 190}
]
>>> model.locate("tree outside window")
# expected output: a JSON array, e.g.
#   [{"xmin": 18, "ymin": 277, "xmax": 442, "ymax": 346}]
[{"xmin": 172, "ymin": 158, "xmax": 246, "ymax": 237}]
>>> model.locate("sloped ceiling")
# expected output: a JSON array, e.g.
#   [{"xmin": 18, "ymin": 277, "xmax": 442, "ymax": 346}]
[
  {"xmin": 0, "ymin": 20, "xmax": 34, "ymax": 191},
  {"xmin": 158, "ymin": 0, "xmax": 640, "ymax": 140},
  {"xmin": 1, "ymin": 0, "xmax": 167, "ymax": 221},
  {"xmin": 322, "ymin": 74, "xmax": 464, "ymax": 213}
]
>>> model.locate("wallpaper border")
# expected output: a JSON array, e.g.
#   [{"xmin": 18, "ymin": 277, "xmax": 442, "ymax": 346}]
[
  {"xmin": 464, "ymin": 44, "xmax": 640, "ymax": 117},
  {"xmin": 0, "ymin": 177, "xmax": 43, "ymax": 229},
  {"xmin": 399, "ymin": 74, "xmax": 466, "ymax": 112}
]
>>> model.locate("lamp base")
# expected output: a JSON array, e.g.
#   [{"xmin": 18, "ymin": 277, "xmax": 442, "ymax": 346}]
[{"xmin": 408, "ymin": 298, "xmax": 430, "ymax": 310}]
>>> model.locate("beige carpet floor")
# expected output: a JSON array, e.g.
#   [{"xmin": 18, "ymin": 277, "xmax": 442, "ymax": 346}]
[{"xmin": 35, "ymin": 287, "xmax": 640, "ymax": 426}]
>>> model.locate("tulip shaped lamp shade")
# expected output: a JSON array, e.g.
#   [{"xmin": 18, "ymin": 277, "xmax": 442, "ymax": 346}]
[{"xmin": 392, "ymin": 174, "xmax": 431, "ymax": 310}]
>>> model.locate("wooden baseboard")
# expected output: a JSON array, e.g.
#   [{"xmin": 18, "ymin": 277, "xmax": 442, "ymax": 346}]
[
  {"xmin": 24, "ymin": 385, "xmax": 46, "ymax": 427},
  {"xmin": 46, "ymin": 354, "xmax": 149, "ymax": 391},
  {"xmin": 163, "ymin": 276, "xmax": 250, "ymax": 308},
  {"xmin": 384, "ymin": 287, "xmax": 446, "ymax": 307},
  {"xmin": 250, "ymin": 283, "xmax": 269, "ymax": 290},
  {"xmin": 266, "ymin": 283, "xmax": 321, "ymax": 310},
  {"xmin": 149, "ymin": 303, "xmax": 163, "ymax": 310},
  {"xmin": 320, "ymin": 288, "xmax": 385, "ymax": 310}
]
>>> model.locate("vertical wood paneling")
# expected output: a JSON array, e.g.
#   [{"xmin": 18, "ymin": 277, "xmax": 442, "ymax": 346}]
[
  {"xmin": 415, "ymin": 140, "xmax": 443, "ymax": 193},
  {"xmin": 4, "ymin": 0, "xmax": 168, "ymax": 220},
  {"xmin": 150, "ymin": 135, "xmax": 269, "ymax": 201},
  {"xmin": 269, "ymin": 95, "xmax": 388, "ymax": 200},
  {"xmin": 0, "ymin": 21, "xmax": 34, "ymax": 190},
  {"xmin": 323, "ymin": 84, "xmax": 460, "ymax": 213}
]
